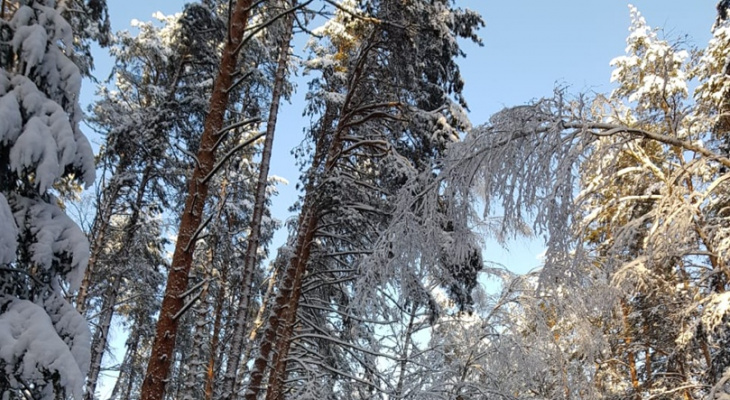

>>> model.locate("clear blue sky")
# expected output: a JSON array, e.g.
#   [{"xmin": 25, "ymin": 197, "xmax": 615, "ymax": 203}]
[
  {"xmin": 81, "ymin": 1, "xmax": 717, "ymax": 271},
  {"xmin": 87, "ymin": 2, "xmax": 717, "ymax": 397}
]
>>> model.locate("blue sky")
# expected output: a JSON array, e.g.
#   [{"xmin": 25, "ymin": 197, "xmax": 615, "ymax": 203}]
[{"xmin": 83, "ymin": 1, "xmax": 718, "ymax": 276}]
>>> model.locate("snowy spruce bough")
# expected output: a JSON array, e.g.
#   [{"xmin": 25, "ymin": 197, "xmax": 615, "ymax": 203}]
[{"xmin": 0, "ymin": 1, "xmax": 100, "ymax": 398}]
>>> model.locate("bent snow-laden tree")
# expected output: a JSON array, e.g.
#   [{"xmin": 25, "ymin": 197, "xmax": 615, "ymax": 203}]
[
  {"xmin": 0, "ymin": 0, "xmax": 107, "ymax": 398},
  {"xmin": 378, "ymin": 5, "xmax": 730, "ymax": 399},
  {"xmin": 244, "ymin": 0, "xmax": 484, "ymax": 398}
]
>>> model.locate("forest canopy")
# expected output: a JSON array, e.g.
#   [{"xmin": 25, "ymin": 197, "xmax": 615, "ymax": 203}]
[{"xmin": 1, "ymin": 1, "xmax": 730, "ymax": 400}]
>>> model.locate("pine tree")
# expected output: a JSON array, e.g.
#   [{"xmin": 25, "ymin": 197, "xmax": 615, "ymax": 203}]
[
  {"xmin": 245, "ymin": 1, "xmax": 483, "ymax": 397},
  {"xmin": 137, "ymin": 1, "xmax": 282, "ymax": 398}
]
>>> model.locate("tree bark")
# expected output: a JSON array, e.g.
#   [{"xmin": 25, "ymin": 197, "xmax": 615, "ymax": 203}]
[
  {"xmin": 108, "ymin": 326, "xmax": 140, "ymax": 400},
  {"xmin": 219, "ymin": 6, "xmax": 294, "ymax": 399},
  {"xmin": 204, "ymin": 257, "xmax": 227, "ymax": 400},
  {"xmin": 264, "ymin": 278, "xmax": 299, "ymax": 400},
  {"xmin": 139, "ymin": 1, "xmax": 253, "ymax": 398},
  {"xmin": 246, "ymin": 37, "xmax": 376, "ymax": 397},
  {"xmin": 246, "ymin": 208, "xmax": 318, "ymax": 400},
  {"xmin": 84, "ymin": 277, "xmax": 120, "ymax": 400}
]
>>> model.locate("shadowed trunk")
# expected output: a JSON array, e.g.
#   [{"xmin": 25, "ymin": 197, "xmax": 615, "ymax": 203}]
[{"xmin": 86, "ymin": 166, "xmax": 153, "ymax": 399}]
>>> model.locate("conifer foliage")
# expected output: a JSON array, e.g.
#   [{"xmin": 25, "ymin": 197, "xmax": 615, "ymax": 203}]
[{"xmin": 0, "ymin": 0, "xmax": 107, "ymax": 398}]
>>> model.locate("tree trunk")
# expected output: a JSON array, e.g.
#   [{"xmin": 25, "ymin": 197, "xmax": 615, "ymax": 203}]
[
  {"xmin": 76, "ymin": 155, "xmax": 132, "ymax": 314},
  {"xmin": 204, "ymin": 258, "xmax": 228, "ymax": 400},
  {"xmin": 264, "ymin": 284, "xmax": 298, "ymax": 400},
  {"xmin": 85, "ymin": 277, "xmax": 121, "ymax": 400},
  {"xmin": 245, "ymin": 22, "xmax": 381, "ymax": 396},
  {"xmin": 86, "ymin": 166, "xmax": 153, "ymax": 399},
  {"xmin": 202, "ymin": 182, "xmax": 232, "ymax": 400},
  {"xmin": 181, "ymin": 262, "xmax": 212, "ymax": 400},
  {"xmin": 108, "ymin": 326, "xmax": 140, "ymax": 400},
  {"xmin": 246, "ymin": 207, "xmax": 318, "ymax": 400},
  {"xmin": 233, "ymin": 262, "xmax": 279, "ymax": 395},
  {"xmin": 245, "ymin": 50, "xmax": 374, "ymax": 399},
  {"xmin": 139, "ymin": 2, "xmax": 253, "ymax": 398},
  {"xmin": 219, "ymin": 7, "xmax": 294, "ymax": 399}
]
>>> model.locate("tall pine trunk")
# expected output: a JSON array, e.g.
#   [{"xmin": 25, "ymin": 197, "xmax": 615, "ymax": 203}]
[
  {"xmin": 246, "ymin": 40, "xmax": 377, "ymax": 397},
  {"xmin": 246, "ymin": 71, "xmax": 361, "ymax": 398},
  {"xmin": 139, "ymin": 1, "xmax": 253, "ymax": 398},
  {"xmin": 219, "ymin": 6, "xmax": 294, "ymax": 399},
  {"xmin": 246, "ymin": 208, "xmax": 319, "ymax": 400},
  {"xmin": 244, "ymin": 104, "xmax": 337, "ymax": 400}
]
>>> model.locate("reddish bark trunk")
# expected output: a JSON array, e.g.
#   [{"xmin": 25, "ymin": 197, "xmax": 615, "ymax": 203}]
[
  {"xmin": 246, "ymin": 49, "xmax": 374, "ymax": 399},
  {"xmin": 245, "ymin": 208, "xmax": 318, "ymax": 400},
  {"xmin": 219, "ymin": 8, "xmax": 294, "ymax": 400},
  {"xmin": 265, "ymin": 273, "xmax": 300, "ymax": 400},
  {"xmin": 139, "ymin": 2, "xmax": 253, "ymax": 399}
]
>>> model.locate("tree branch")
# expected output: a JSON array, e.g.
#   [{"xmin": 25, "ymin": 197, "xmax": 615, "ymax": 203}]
[{"xmin": 202, "ymin": 131, "xmax": 266, "ymax": 185}]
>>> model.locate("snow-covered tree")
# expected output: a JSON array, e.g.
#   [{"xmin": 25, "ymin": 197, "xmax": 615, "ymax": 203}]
[
  {"xmin": 0, "ymin": 0, "xmax": 106, "ymax": 397},
  {"xmin": 376, "ymin": 4, "xmax": 730, "ymax": 399},
  {"xmin": 243, "ymin": 1, "xmax": 484, "ymax": 398}
]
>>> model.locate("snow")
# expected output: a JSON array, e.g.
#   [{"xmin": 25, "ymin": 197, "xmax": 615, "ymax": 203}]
[
  {"xmin": 0, "ymin": 298, "xmax": 87, "ymax": 399},
  {"xmin": 3, "ymin": 74, "xmax": 94, "ymax": 191},
  {"xmin": 11, "ymin": 117, "xmax": 62, "ymax": 193},
  {"xmin": 0, "ymin": 88, "xmax": 22, "ymax": 145},
  {"xmin": 12, "ymin": 195, "xmax": 91, "ymax": 291},
  {"xmin": 0, "ymin": 1, "xmax": 97, "ymax": 398},
  {"xmin": 0, "ymin": 194, "xmax": 18, "ymax": 264}
]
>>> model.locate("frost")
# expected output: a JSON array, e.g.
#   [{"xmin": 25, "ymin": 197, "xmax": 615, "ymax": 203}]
[
  {"xmin": 610, "ymin": 5, "xmax": 689, "ymax": 112},
  {"xmin": 703, "ymin": 292, "xmax": 730, "ymax": 333}
]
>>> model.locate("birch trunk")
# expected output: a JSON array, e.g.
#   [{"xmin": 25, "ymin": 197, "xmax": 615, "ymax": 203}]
[{"xmin": 139, "ymin": 2, "xmax": 253, "ymax": 398}]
